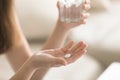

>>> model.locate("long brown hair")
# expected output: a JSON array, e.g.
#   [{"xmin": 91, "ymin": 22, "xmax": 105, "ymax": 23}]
[{"xmin": 0, "ymin": 0, "xmax": 15, "ymax": 54}]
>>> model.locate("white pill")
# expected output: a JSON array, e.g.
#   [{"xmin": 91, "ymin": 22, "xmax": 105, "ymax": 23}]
[{"xmin": 64, "ymin": 53, "xmax": 72, "ymax": 58}]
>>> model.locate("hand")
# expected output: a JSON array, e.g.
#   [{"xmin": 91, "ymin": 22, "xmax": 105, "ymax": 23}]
[
  {"xmin": 57, "ymin": 0, "xmax": 91, "ymax": 30},
  {"xmin": 31, "ymin": 41, "xmax": 87, "ymax": 68}
]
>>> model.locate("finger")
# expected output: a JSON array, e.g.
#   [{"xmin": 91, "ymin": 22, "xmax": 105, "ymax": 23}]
[
  {"xmin": 80, "ymin": 19, "xmax": 87, "ymax": 24},
  {"xmin": 57, "ymin": 1, "xmax": 61, "ymax": 18},
  {"xmin": 84, "ymin": 0, "xmax": 91, "ymax": 4},
  {"xmin": 70, "ymin": 41, "xmax": 83, "ymax": 53},
  {"xmin": 57, "ymin": 1, "xmax": 60, "ymax": 9},
  {"xmin": 67, "ymin": 49, "xmax": 87, "ymax": 64},
  {"xmin": 80, "ymin": 13, "xmax": 90, "ymax": 19},
  {"xmin": 61, "ymin": 41, "xmax": 74, "ymax": 52},
  {"xmin": 74, "ymin": 43, "xmax": 87, "ymax": 53},
  {"xmin": 82, "ymin": 4, "xmax": 91, "ymax": 11},
  {"xmin": 70, "ymin": 49, "xmax": 87, "ymax": 62}
]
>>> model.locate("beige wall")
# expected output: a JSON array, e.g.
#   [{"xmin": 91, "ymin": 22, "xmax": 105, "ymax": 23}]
[
  {"xmin": 15, "ymin": 0, "xmax": 58, "ymax": 39},
  {"xmin": 15, "ymin": 0, "xmax": 111, "ymax": 39}
]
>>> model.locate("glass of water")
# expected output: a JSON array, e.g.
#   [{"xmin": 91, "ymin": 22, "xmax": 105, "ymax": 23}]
[{"xmin": 59, "ymin": 0, "xmax": 84, "ymax": 23}]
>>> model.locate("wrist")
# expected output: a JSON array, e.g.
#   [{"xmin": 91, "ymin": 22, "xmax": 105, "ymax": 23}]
[
  {"xmin": 29, "ymin": 55, "xmax": 50, "ymax": 69},
  {"xmin": 28, "ymin": 55, "xmax": 38, "ymax": 69},
  {"xmin": 25, "ymin": 57, "xmax": 36, "ymax": 71},
  {"xmin": 10, "ymin": 58, "xmax": 36, "ymax": 80},
  {"xmin": 56, "ymin": 20, "xmax": 71, "ymax": 32}
]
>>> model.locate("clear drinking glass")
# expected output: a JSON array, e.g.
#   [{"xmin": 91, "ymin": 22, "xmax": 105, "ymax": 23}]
[{"xmin": 59, "ymin": 0, "xmax": 84, "ymax": 23}]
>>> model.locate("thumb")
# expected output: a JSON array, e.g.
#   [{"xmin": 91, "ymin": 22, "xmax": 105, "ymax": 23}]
[
  {"xmin": 57, "ymin": 1, "xmax": 61, "ymax": 18},
  {"xmin": 51, "ymin": 57, "xmax": 67, "ymax": 67}
]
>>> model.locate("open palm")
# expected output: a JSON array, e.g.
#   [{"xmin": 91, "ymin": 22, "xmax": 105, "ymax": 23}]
[{"xmin": 38, "ymin": 41, "xmax": 87, "ymax": 65}]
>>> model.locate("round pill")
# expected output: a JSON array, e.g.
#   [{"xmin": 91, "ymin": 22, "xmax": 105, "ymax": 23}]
[{"xmin": 64, "ymin": 53, "xmax": 72, "ymax": 58}]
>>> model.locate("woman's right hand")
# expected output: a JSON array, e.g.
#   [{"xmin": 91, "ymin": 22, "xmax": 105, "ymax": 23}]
[{"xmin": 29, "ymin": 41, "xmax": 87, "ymax": 69}]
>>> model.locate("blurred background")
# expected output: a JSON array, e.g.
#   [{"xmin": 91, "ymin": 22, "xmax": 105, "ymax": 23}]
[{"xmin": 0, "ymin": 0, "xmax": 120, "ymax": 80}]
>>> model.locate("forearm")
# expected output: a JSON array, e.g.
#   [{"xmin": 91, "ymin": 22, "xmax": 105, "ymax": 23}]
[
  {"xmin": 42, "ymin": 21, "xmax": 70, "ymax": 49},
  {"xmin": 10, "ymin": 58, "xmax": 35, "ymax": 80},
  {"xmin": 30, "ymin": 67, "xmax": 49, "ymax": 80}
]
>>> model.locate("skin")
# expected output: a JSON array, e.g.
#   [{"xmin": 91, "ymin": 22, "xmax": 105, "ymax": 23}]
[
  {"xmin": 10, "ymin": 41, "xmax": 87, "ymax": 80},
  {"xmin": 5, "ymin": 0, "xmax": 91, "ymax": 80}
]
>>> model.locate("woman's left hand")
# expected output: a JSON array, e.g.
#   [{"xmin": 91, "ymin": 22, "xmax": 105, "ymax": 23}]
[
  {"xmin": 37, "ymin": 41, "xmax": 87, "ymax": 66},
  {"xmin": 57, "ymin": 0, "xmax": 91, "ymax": 30}
]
